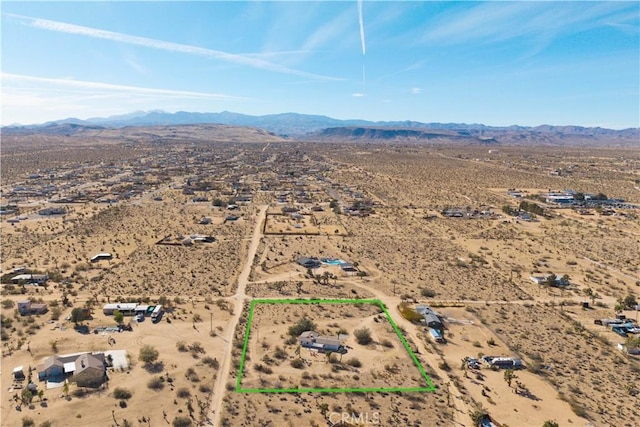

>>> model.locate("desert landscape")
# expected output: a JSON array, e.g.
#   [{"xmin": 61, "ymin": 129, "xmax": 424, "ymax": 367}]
[{"xmin": 1, "ymin": 125, "xmax": 639, "ymax": 427}]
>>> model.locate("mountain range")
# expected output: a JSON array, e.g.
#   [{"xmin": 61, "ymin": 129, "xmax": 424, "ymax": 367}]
[{"xmin": 3, "ymin": 110, "xmax": 639, "ymax": 145}]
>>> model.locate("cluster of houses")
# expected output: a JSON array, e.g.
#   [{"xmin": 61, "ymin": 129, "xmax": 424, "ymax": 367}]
[
  {"xmin": 2, "ymin": 140, "xmax": 382, "ymax": 238},
  {"xmin": 594, "ymin": 315, "xmax": 640, "ymax": 340}
]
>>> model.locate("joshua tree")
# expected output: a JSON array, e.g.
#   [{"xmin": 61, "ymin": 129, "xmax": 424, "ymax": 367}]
[
  {"xmin": 461, "ymin": 358, "xmax": 468, "ymax": 378},
  {"xmin": 503, "ymin": 369, "xmax": 517, "ymax": 388},
  {"xmin": 318, "ymin": 403, "xmax": 329, "ymax": 418}
]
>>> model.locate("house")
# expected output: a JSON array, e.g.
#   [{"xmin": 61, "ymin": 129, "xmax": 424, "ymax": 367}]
[
  {"xmin": 71, "ymin": 353, "xmax": 107, "ymax": 387},
  {"xmin": 17, "ymin": 300, "xmax": 48, "ymax": 315},
  {"xmin": 13, "ymin": 366, "xmax": 25, "ymax": 381},
  {"xmin": 297, "ymin": 257, "xmax": 321, "ymax": 269},
  {"xmin": 340, "ymin": 263, "xmax": 358, "ymax": 272},
  {"xmin": 38, "ymin": 356, "xmax": 65, "ymax": 381},
  {"xmin": 38, "ymin": 207, "xmax": 66, "ymax": 216},
  {"xmin": 11, "ymin": 274, "xmax": 48, "ymax": 285},
  {"xmin": 545, "ymin": 193, "xmax": 574, "ymax": 205},
  {"xmin": 482, "ymin": 356, "xmax": 523, "ymax": 369},
  {"xmin": 416, "ymin": 305, "xmax": 444, "ymax": 331},
  {"xmin": 90, "ymin": 253, "xmax": 113, "ymax": 263},
  {"xmin": 298, "ymin": 331, "xmax": 347, "ymax": 354},
  {"xmin": 422, "ymin": 313, "xmax": 444, "ymax": 330},
  {"xmin": 37, "ymin": 352, "xmax": 107, "ymax": 387},
  {"xmin": 103, "ymin": 303, "xmax": 138, "ymax": 316},
  {"xmin": 530, "ymin": 275, "xmax": 569, "ymax": 287}
]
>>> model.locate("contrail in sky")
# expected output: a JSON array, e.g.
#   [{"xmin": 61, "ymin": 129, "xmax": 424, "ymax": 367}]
[
  {"xmin": 357, "ymin": 0, "xmax": 366, "ymax": 87},
  {"xmin": 357, "ymin": 0, "xmax": 366, "ymax": 56},
  {"xmin": 6, "ymin": 13, "xmax": 342, "ymax": 82}
]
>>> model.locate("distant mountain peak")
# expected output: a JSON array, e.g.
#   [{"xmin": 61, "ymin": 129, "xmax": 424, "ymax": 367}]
[{"xmin": 3, "ymin": 110, "xmax": 638, "ymax": 147}]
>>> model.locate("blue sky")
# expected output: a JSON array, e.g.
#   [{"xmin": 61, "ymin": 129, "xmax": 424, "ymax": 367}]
[{"xmin": 2, "ymin": 1, "xmax": 639, "ymax": 128}]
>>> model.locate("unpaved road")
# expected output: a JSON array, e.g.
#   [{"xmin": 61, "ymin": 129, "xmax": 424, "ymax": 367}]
[{"xmin": 209, "ymin": 205, "xmax": 267, "ymax": 427}]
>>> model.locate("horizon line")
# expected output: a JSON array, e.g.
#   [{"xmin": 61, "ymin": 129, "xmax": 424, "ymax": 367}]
[{"xmin": 3, "ymin": 109, "xmax": 638, "ymax": 131}]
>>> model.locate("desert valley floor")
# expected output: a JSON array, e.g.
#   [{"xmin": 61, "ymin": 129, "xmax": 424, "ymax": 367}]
[{"xmin": 1, "ymin": 128, "xmax": 639, "ymax": 427}]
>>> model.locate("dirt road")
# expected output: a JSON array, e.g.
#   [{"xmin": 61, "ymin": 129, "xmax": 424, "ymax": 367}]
[{"xmin": 209, "ymin": 205, "xmax": 267, "ymax": 427}]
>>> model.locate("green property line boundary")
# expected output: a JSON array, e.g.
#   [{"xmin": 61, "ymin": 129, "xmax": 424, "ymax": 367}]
[{"xmin": 235, "ymin": 298, "xmax": 436, "ymax": 393}]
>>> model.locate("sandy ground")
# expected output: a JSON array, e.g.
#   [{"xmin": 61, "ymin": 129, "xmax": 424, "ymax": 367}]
[
  {"xmin": 1, "ymin": 297, "xmax": 232, "ymax": 427},
  {"xmin": 2, "ymin": 141, "xmax": 639, "ymax": 427}
]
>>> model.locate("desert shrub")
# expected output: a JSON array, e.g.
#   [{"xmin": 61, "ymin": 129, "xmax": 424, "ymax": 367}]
[
  {"xmin": 438, "ymin": 361, "xmax": 451, "ymax": 371},
  {"xmin": 346, "ymin": 358, "xmax": 362, "ymax": 368},
  {"xmin": 185, "ymin": 367, "xmax": 200, "ymax": 382},
  {"xmin": 176, "ymin": 341, "xmax": 188, "ymax": 352},
  {"xmin": 139, "ymin": 345, "xmax": 159, "ymax": 364},
  {"xmin": 285, "ymin": 336, "xmax": 297, "ymax": 345},
  {"xmin": 273, "ymin": 346, "xmax": 288, "ymax": 359},
  {"xmin": 354, "ymin": 328, "xmax": 372, "ymax": 345},
  {"xmin": 147, "ymin": 377, "xmax": 164, "ymax": 390},
  {"xmin": 176, "ymin": 388, "xmax": 191, "ymax": 398},
  {"xmin": 202, "ymin": 356, "xmax": 219, "ymax": 369},
  {"xmin": 569, "ymin": 399, "xmax": 587, "ymax": 417},
  {"xmin": 189, "ymin": 342, "xmax": 205, "ymax": 354},
  {"xmin": 385, "ymin": 364, "xmax": 400, "ymax": 373},
  {"xmin": 172, "ymin": 416, "xmax": 192, "ymax": 427},
  {"xmin": 398, "ymin": 303, "xmax": 423, "ymax": 322},
  {"xmin": 421, "ymin": 288, "xmax": 437, "ymax": 298},
  {"xmin": 22, "ymin": 417, "xmax": 35, "ymax": 427},
  {"xmin": 290, "ymin": 359, "xmax": 305, "ymax": 369},
  {"xmin": 198, "ymin": 384, "xmax": 211, "ymax": 393},
  {"xmin": 255, "ymin": 364, "xmax": 273, "ymax": 374},
  {"xmin": 381, "ymin": 339, "xmax": 394, "ymax": 348},
  {"xmin": 2, "ymin": 299, "xmax": 15, "ymax": 309},
  {"xmin": 288, "ymin": 317, "xmax": 317, "ymax": 336},
  {"xmin": 38, "ymin": 421, "xmax": 52, "ymax": 427},
  {"xmin": 486, "ymin": 338, "xmax": 496, "ymax": 346},
  {"xmin": 113, "ymin": 388, "xmax": 132, "ymax": 400}
]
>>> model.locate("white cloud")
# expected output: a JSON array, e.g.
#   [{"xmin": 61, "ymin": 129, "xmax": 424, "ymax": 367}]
[
  {"xmin": 1, "ymin": 73, "xmax": 248, "ymax": 125},
  {"xmin": 411, "ymin": 87, "xmax": 422, "ymax": 95},
  {"xmin": 301, "ymin": 7, "xmax": 355, "ymax": 52},
  {"xmin": 7, "ymin": 13, "xmax": 342, "ymax": 81},
  {"xmin": 2, "ymin": 73, "xmax": 245, "ymax": 100},
  {"xmin": 418, "ymin": 1, "xmax": 635, "ymax": 46},
  {"xmin": 352, "ymin": 93, "xmax": 365, "ymax": 97}
]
